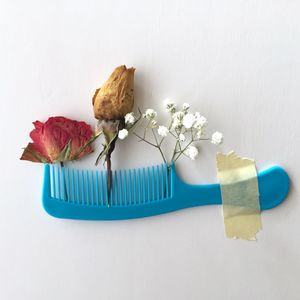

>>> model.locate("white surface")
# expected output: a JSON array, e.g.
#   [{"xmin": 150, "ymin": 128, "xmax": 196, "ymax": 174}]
[{"xmin": 1, "ymin": 1, "xmax": 300, "ymax": 299}]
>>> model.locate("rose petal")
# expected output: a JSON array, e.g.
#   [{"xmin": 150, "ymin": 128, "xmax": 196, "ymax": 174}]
[{"xmin": 20, "ymin": 143, "xmax": 50, "ymax": 163}]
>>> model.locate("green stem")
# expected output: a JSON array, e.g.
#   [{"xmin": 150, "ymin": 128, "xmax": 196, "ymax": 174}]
[
  {"xmin": 133, "ymin": 132, "xmax": 158, "ymax": 147},
  {"xmin": 133, "ymin": 131, "xmax": 167, "ymax": 164},
  {"xmin": 171, "ymin": 140, "xmax": 179, "ymax": 161},
  {"xmin": 152, "ymin": 129, "xmax": 167, "ymax": 163},
  {"xmin": 173, "ymin": 139, "xmax": 194, "ymax": 162}
]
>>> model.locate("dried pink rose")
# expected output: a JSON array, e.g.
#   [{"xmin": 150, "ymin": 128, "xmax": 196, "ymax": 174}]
[{"xmin": 20, "ymin": 116, "xmax": 94, "ymax": 163}]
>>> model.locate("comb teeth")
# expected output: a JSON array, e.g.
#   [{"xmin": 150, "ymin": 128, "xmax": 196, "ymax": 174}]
[{"xmin": 49, "ymin": 163, "xmax": 172, "ymax": 206}]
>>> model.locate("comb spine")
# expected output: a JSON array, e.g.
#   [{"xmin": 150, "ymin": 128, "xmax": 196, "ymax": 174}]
[
  {"xmin": 165, "ymin": 164, "xmax": 169, "ymax": 198},
  {"xmin": 137, "ymin": 168, "xmax": 141, "ymax": 204},
  {"xmin": 61, "ymin": 166, "xmax": 66, "ymax": 201},
  {"xmin": 170, "ymin": 164, "xmax": 174, "ymax": 198},
  {"xmin": 156, "ymin": 165, "xmax": 160, "ymax": 201},
  {"xmin": 81, "ymin": 170, "xmax": 85, "ymax": 205},
  {"xmin": 99, "ymin": 170, "xmax": 104, "ymax": 206},
  {"xmin": 151, "ymin": 166, "xmax": 155, "ymax": 201},
  {"xmin": 57, "ymin": 164, "xmax": 61, "ymax": 200},
  {"xmin": 75, "ymin": 169, "xmax": 80, "ymax": 204},
  {"xmin": 133, "ymin": 169, "xmax": 137, "ymax": 205},
  {"xmin": 128, "ymin": 169, "xmax": 132, "ymax": 206},
  {"xmin": 104, "ymin": 171, "xmax": 108, "ymax": 206},
  {"xmin": 95, "ymin": 171, "xmax": 100, "ymax": 206},
  {"xmin": 114, "ymin": 170, "xmax": 118, "ymax": 206},
  {"xmin": 91, "ymin": 170, "xmax": 95, "ymax": 206},
  {"xmin": 147, "ymin": 167, "xmax": 151, "ymax": 203},
  {"xmin": 71, "ymin": 168, "xmax": 75, "ymax": 203},
  {"xmin": 160, "ymin": 164, "xmax": 164, "ymax": 200},
  {"xmin": 142, "ymin": 168, "xmax": 146, "ymax": 203},
  {"xmin": 119, "ymin": 169, "xmax": 123, "ymax": 206},
  {"xmin": 124, "ymin": 169, "xmax": 128, "ymax": 206},
  {"xmin": 66, "ymin": 167, "xmax": 71, "ymax": 203},
  {"xmin": 50, "ymin": 164, "xmax": 55, "ymax": 198}
]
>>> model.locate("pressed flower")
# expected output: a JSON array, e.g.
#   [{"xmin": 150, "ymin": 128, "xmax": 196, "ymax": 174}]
[
  {"xmin": 211, "ymin": 131, "xmax": 223, "ymax": 145},
  {"xmin": 93, "ymin": 65, "xmax": 135, "ymax": 120},
  {"xmin": 157, "ymin": 126, "xmax": 169, "ymax": 137},
  {"xmin": 182, "ymin": 113, "xmax": 196, "ymax": 129},
  {"xmin": 20, "ymin": 117, "xmax": 94, "ymax": 163},
  {"xmin": 118, "ymin": 129, "xmax": 129, "ymax": 140},
  {"xmin": 92, "ymin": 65, "xmax": 135, "ymax": 198}
]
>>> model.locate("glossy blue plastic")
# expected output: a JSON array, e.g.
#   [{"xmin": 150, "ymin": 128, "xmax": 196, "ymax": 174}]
[{"xmin": 42, "ymin": 163, "xmax": 290, "ymax": 220}]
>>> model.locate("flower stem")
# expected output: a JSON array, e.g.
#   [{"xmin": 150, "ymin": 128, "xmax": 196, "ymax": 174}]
[
  {"xmin": 173, "ymin": 141, "xmax": 192, "ymax": 162},
  {"xmin": 133, "ymin": 131, "xmax": 167, "ymax": 164},
  {"xmin": 133, "ymin": 132, "xmax": 157, "ymax": 147},
  {"xmin": 104, "ymin": 133, "xmax": 118, "ymax": 206},
  {"xmin": 158, "ymin": 147, "xmax": 167, "ymax": 164}
]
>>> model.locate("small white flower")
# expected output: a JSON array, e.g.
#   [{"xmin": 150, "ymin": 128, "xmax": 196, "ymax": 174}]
[
  {"xmin": 179, "ymin": 133, "xmax": 185, "ymax": 141},
  {"xmin": 172, "ymin": 111, "xmax": 184, "ymax": 129},
  {"xmin": 124, "ymin": 112, "xmax": 136, "ymax": 125},
  {"xmin": 144, "ymin": 109, "xmax": 157, "ymax": 119},
  {"xmin": 194, "ymin": 113, "xmax": 207, "ymax": 129},
  {"xmin": 163, "ymin": 98, "xmax": 176, "ymax": 113},
  {"xmin": 211, "ymin": 131, "xmax": 223, "ymax": 145},
  {"xmin": 182, "ymin": 103, "xmax": 190, "ymax": 110},
  {"xmin": 118, "ymin": 129, "xmax": 129, "ymax": 140},
  {"xmin": 185, "ymin": 145, "xmax": 199, "ymax": 160},
  {"xmin": 157, "ymin": 125, "xmax": 169, "ymax": 137},
  {"xmin": 172, "ymin": 118, "xmax": 182, "ymax": 129},
  {"xmin": 182, "ymin": 113, "xmax": 196, "ymax": 129}
]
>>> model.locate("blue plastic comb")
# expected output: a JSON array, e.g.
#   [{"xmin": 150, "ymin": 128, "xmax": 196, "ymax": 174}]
[{"xmin": 42, "ymin": 163, "xmax": 290, "ymax": 220}]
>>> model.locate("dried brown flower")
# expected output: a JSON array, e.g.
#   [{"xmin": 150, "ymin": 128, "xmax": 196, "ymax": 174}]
[
  {"xmin": 93, "ymin": 65, "xmax": 135, "ymax": 120},
  {"xmin": 92, "ymin": 65, "xmax": 135, "ymax": 202}
]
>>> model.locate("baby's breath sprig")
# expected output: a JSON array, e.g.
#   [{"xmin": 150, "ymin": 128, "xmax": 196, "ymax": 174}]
[{"xmin": 118, "ymin": 99, "xmax": 223, "ymax": 165}]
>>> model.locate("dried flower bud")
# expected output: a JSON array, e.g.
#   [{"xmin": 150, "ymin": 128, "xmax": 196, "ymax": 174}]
[{"xmin": 93, "ymin": 65, "xmax": 135, "ymax": 120}]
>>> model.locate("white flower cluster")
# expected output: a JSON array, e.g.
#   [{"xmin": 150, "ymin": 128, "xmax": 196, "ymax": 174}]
[
  {"xmin": 211, "ymin": 131, "xmax": 223, "ymax": 145},
  {"xmin": 157, "ymin": 125, "xmax": 169, "ymax": 137},
  {"xmin": 163, "ymin": 98, "xmax": 176, "ymax": 113},
  {"xmin": 163, "ymin": 101, "xmax": 208, "ymax": 140},
  {"xmin": 118, "ymin": 129, "xmax": 128, "ymax": 140},
  {"xmin": 172, "ymin": 111, "xmax": 184, "ymax": 129},
  {"xmin": 124, "ymin": 112, "xmax": 136, "ymax": 125},
  {"xmin": 144, "ymin": 109, "xmax": 157, "ymax": 119},
  {"xmin": 118, "ymin": 112, "xmax": 138, "ymax": 140},
  {"xmin": 124, "ymin": 99, "xmax": 223, "ymax": 163}
]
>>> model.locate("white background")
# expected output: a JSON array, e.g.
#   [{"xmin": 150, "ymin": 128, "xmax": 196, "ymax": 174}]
[{"xmin": 1, "ymin": 1, "xmax": 299, "ymax": 299}]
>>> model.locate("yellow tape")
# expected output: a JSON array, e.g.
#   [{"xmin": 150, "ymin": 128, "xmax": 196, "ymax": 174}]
[{"xmin": 216, "ymin": 151, "xmax": 262, "ymax": 240}]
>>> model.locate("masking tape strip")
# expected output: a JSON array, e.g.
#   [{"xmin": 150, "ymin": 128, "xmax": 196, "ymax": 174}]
[{"xmin": 216, "ymin": 151, "xmax": 262, "ymax": 240}]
